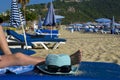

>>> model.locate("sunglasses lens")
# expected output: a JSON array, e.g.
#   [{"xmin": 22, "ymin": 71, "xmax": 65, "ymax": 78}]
[
  {"xmin": 47, "ymin": 65, "xmax": 71, "ymax": 73},
  {"xmin": 60, "ymin": 66, "xmax": 71, "ymax": 73},
  {"xmin": 47, "ymin": 65, "xmax": 59, "ymax": 72}
]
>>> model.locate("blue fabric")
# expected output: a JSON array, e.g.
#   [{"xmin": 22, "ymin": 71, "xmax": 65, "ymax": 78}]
[
  {"xmin": 79, "ymin": 62, "xmax": 120, "ymax": 80},
  {"xmin": 111, "ymin": 28, "xmax": 116, "ymax": 34},
  {"xmin": 7, "ymin": 30, "xmax": 66, "ymax": 44},
  {"xmin": 0, "ymin": 48, "xmax": 35, "ymax": 55},
  {"xmin": 95, "ymin": 18, "xmax": 111, "ymax": 23},
  {"xmin": 0, "ymin": 75, "xmax": 96, "ymax": 80},
  {"xmin": 10, "ymin": 0, "xmax": 25, "ymax": 28},
  {"xmin": 38, "ymin": 18, "xmax": 42, "ymax": 29},
  {"xmin": 85, "ymin": 28, "xmax": 90, "ymax": 32},
  {"xmin": 0, "ymin": 48, "xmax": 35, "ymax": 74},
  {"xmin": 39, "ymin": 29, "xmax": 58, "ymax": 33},
  {"xmin": 0, "ymin": 65, "xmax": 34, "ymax": 74},
  {"xmin": 43, "ymin": 2, "xmax": 56, "ymax": 26},
  {"xmin": 0, "ymin": 62, "xmax": 120, "ymax": 80},
  {"xmin": 32, "ymin": 29, "xmax": 59, "ymax": 39},
  {"xmin": 0, "ymin": 68, "xmax": 7, "ymax": 74}
]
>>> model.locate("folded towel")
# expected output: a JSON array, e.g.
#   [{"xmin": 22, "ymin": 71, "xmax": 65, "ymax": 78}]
[
  {"xmin": 0, "ymin": 65, "xmax": 34, "ymax": 74},
  {"xmin": 0, "ymin": 68, "xmax": 7, "ymax": 74}
]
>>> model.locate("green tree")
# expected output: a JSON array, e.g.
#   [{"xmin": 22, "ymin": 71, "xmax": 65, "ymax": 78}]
[
  {"xmin": 25, "ymin": 11, "xmax": 38, "ymax": 21},
  {"xmin": 17, "ymin": 0, "xmax": 30, "ymax": 18}
]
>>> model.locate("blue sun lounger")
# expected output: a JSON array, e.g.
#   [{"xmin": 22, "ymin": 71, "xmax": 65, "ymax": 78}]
[
  {"xmin": 27, "ymin": 29, "xmax": 59, "ymax": 39},
  {"xmin": 35, "ymin": 29, "xmax": 60, "ymax": 37},
  {"xmin": 6, "ymin": 30, "xmax": 66, "ymax": 50},
  {"xmin": 0, "ymin": 48, "xmax": 36, "ymax": 55},
  {"xmin": 0, "ymin": 61, "xmax": 120, "ymax": 80}
]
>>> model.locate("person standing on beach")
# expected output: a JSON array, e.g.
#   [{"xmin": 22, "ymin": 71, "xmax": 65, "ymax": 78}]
[{"xmin": 0, "ymin": 17, "xmax": 82, "ymax": 68}]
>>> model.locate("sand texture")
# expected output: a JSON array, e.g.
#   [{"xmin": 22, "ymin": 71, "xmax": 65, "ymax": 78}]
[{"xmin": 29, "ymin": 26, "xmax": 120, "ymax": 65}]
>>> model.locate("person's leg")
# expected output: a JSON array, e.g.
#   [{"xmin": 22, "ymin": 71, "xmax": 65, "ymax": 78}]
[
  {"xmin": 0, "ymin": 49, "xmax": 82, "ymax": 68},
  {"xmin": 0, "ymin": 26, "xmax": 12, "ymax": 55},
  {"xmin": 14, "ymin": 52, "xmax": 45, "ymax": 66},
  {"xmin": 0, "ymin": 55, "xmax": 1, "ymax": 61},
  {"xmin": 0, "ymin": 53, "xmax": 45, "ymax": 68},
  {"xmin": 19, "ymin": 49, "xmax": 82, "ymax": 66},
  {"xmin": 70, "ymin": 49, "xmax": 82, "ymax": 65}
]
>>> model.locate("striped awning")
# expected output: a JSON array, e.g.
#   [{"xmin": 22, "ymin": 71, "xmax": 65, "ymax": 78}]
[{"xmin": 10, "ymin": 0, "xmax": 25, "ymax": 28}]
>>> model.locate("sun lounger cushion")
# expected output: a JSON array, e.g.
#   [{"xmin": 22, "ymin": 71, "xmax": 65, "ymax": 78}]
[
  {"xmin": 0, "ymin": 48, "xmax": 35, "ymax": 55},
  {"xmin": 26, "ymin": 33, "xmax": 58, "ymax": 39},
  {"xmin": 35, "ymin": 29, "xmax": 59, "ymax": 38},
  {"xmin": 36, "ymin": 29, "xmax": 59, "ymax": 34},
  {"xmin": 0, "ymin": 62, "xmax": 120, "ymax": 80}
]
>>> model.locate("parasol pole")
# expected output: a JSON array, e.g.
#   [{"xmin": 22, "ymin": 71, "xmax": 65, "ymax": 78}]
[
  {"xmin": 21, "ymin": 24, "xmax": 28, "ymax": 49},
  {"xmin": 20, "ymin": 15, "xmax": 28, "ymax": 49},
  {"xmin": 51, "ymin": 26, "xmax": 52, "ymax": 38}
]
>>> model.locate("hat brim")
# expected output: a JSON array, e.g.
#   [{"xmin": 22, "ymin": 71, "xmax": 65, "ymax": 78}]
[{"xmin": 36, "ymin": 64, "xmax": 79, "ymax": 75}]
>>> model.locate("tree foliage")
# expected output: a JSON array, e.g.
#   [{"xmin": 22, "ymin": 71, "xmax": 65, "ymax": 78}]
[
  {"xmin": 18, "ymin": 0, "xmax": 30, "ymax": 18},
  {"xmin": 26, "ymin": 0, "xmax": 120, "ymax": 24},
  {"xmin": 3, "ymin": 0, "xmax": 120, "ymax": 24}
]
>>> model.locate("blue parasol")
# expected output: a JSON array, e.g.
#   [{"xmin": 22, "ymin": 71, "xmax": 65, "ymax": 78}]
[
  {"xmin": 43, "ymin": 2, "xmax": 56, "ymax": 26},
  {"xmin": 38, "ymin": 17, "xmax": 43, "ymax": 29},
  {"xmin": 10, "ymin": 0, "xmax": 28, "ymax": 49},
  {"xmin": 10, "ymin": 0, "xmax": 25, "ymax": 27},
  {"xmin": 95, "ymin": 18, "xmax": 111, "ymax": 23},
  {"xmin": 112, "ymin": 16, "xmax": 115, "ymax": 28},
  {"xmin": 43, "ymin": 2, "xmax": 56, "ymax": 38}
]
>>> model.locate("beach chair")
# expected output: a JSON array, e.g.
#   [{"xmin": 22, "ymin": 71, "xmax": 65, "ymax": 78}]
[
  {"xmin": 100, "ymin": 28, "xmax": 111, "ymax": 34},
  {"xmin": 111, "ymin": 28, "xmax": 120, "ymax": 34},
  {"xmin": 35, "ymin": 29, "xmax": 60, "ymax": 38},
  {"xmin": 6, "ymin": 30, "xmax": 66, "ymax": 50},
  {"xmin": 115, "ymin": 28, "xmax": 120, "ymax": 34}
]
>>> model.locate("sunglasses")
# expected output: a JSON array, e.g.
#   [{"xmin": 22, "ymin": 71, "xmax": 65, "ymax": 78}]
[{"xmin": 46, "ymin": 65, "xmax": 71, "ymax": 73}]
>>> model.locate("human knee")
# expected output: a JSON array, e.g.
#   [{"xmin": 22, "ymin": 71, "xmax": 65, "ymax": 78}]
[
  {"xmin": 14, "ymin": 53, "xmax": 27, "ymax": 65},
  {"xmin": 14, "ymin": 52, "xmax": 25, "ymax": 58}
]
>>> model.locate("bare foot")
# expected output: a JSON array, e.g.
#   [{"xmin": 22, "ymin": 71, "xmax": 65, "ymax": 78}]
[{"xmin": 70, "ymin": 49, "xmax": 82, "ymax": 65}]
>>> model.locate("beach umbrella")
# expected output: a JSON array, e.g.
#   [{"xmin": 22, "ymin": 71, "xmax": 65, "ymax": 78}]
[
  {"xmin": 95, "ymin": 18, "xmax": 111, "ymax": 23},
  {"xmin": 111, "ymin": 16, "xmax": 120, "ymax": 27},
  {"xmin": 43, "ymin": 2, "xmax": 56, "ymax": 38},
  {"xmin": 55, "ymin": 15, "xmax": 64, "ymax": 24},
  {"xmin": 112, "ymin": 16, "xmax": 115, "ymax": 28},
  {"xmin": 55, "ymin": 15, "xmax": 65, "ymax": 19},
  {"xmin": 10, "ymin": 0, "xmax": 28, "ymax": 49},
  {"xmin": 38, "ymin": 17, "xmax": 43, "ymax": 29}
]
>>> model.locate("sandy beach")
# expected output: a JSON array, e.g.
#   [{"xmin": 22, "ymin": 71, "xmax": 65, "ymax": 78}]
[{"xmin": 31, "ymin": 26, "xmax": 120, "ymax": 65}]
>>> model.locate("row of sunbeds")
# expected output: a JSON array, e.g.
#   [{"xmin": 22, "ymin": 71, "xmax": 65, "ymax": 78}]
[{"xmin": 6, "ymin": 29, "xmax": 66, "ymax": 50}]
